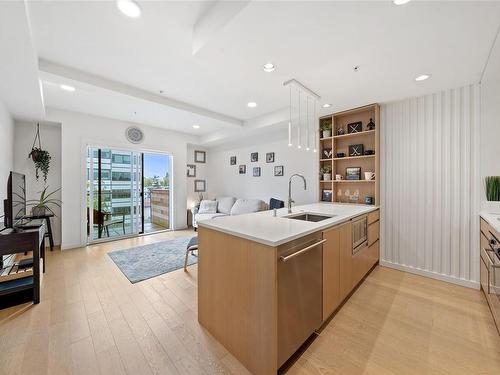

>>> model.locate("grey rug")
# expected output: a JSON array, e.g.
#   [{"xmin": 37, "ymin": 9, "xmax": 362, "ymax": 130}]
[{"xmin": 108, "ymin": 237, "xmax": 197, "ymax": 283}]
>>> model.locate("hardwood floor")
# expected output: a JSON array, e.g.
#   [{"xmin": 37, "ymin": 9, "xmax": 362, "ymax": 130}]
[{"xmin": 1, "ymin": 231, "xmax": 500, "ymax": 375}]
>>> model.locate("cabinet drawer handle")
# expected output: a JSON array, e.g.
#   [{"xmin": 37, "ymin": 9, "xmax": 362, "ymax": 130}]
[{"xmin": 280, "ymin": 239, "xmax": 326, "ymax": 262}]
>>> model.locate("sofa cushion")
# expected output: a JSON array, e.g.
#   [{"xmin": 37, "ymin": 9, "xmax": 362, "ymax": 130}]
[
  {"xmin": 230, "ymin": 199, "xmax": 265, "ymax": 216},
  {"xmin": 198, "ymin": 200, "xmax": 217, "ymax": 214},
  {"xmin": 195, "ymin": 213, "xmax": 228, "ymax": 222},
  {"xmin": 216, "ymin": 197, "xmax": 236, "ymax": 214}
]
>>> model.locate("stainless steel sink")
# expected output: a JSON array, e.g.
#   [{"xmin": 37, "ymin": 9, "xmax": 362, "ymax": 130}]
[{"xmin": 286, "ymin": 213, "xmax": 335, "ymax": 222}]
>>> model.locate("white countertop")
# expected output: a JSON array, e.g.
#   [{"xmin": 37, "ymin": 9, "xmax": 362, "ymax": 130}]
[
  {"xmin": 197, "ymin": 203, "xmax": 378, "ymax": 246},
  {"xmin": 480, "ymin": 211, "xmax": 500, "ymax": 235}
]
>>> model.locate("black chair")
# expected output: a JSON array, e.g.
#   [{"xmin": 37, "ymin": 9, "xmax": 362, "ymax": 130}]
[{"xmin": 269, "ymin": 198, "xmax": 285, "ymax": 210}]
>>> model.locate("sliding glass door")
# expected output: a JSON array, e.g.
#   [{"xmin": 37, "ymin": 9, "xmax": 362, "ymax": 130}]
[{"xmin": 87, "ymin": 147, "xmax": 142, "ymax": 242}]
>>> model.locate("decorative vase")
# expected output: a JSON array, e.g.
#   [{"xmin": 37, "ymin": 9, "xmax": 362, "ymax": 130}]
[
  {"xmin": 482, "ymin": 200, "xmax": 500, "ymax": 214},
  {"xmin": 32, "ymin": 206, "xmax": 46, "ymax": 217},
  {"xmin": 323, "ymin": 173, "xmax": 332, "ymax": 181},
  {"xmin": 322, "ymin": 130, "xmax": 331, "ymax": 138}
]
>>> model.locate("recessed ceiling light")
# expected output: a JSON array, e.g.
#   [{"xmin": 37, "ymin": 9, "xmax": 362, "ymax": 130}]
[
  {"xmin": 263, "ymin": 63, "xmax": 276, "ymax": 72},
  {"xmin": 60, "ymin": 84, "xmax": 75, "ymax": 92},
  {"xmin": 116, "ymin": 0, "xmax": 142, "ymax": 18},
  {"xmin": 322, "ymin": 104, "xmax": 331, "ymax": 108},
  {"xmin": 192, "ymin": 125, "xmax": 200, "ymax": 129},
  {"xmin": 415, "ymin": 74, "xmax": 431, "ymax": 82},
  {"xmin": 247, "ymin": 102, "xmax": 257, "ymax": 108},
  {"xmin": 393, "ymin": 0, "xmax": 411, "ymax": 5}
]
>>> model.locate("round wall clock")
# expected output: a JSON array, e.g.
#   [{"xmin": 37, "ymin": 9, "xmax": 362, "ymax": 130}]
[{"xmin": 125, "ymin": 126, "xmax": 144, "ymax": 144}]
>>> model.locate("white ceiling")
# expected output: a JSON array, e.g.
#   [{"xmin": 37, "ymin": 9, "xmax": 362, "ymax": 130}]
[{"xmin": 1, "ymin": 1, "xmax": 500, "ymax": 145}]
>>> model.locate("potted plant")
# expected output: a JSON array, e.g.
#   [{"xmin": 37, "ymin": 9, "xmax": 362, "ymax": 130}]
[
  {"xmin": 484, "ymin": 176, "xmax": 500, "ymax": 213},
  {"xmin": 28, "ymin": 123, "xmax": 51, "ymax": 182},
  {"xmin": 320, "ymin": 165, "xmax": 332, "ymax": 181},
  {"xmin": 321, "ymin": 120, "xmax": 332, "ymax": 138},
  {"xmin": 26, "ymin": 186, "xmax": 62, "ymax": 217}
]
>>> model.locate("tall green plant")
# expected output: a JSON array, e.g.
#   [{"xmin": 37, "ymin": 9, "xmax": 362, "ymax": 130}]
[
  {"xmin": 26, "ymin": 186, "xmax": 62, "ymax": 215},
  {"xmin": 485, "ymin": 176, "xmax": 500, "ymax": 201}
]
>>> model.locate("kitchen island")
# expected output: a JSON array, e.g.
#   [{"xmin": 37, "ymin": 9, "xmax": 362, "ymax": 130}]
[{"xmin": 198, "ymin": 203, "xmax": 380, "ymax": 374}]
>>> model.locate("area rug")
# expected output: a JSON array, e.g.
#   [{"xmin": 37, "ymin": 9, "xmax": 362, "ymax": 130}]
[{"xmin": 108, "ymin": 236, "xmax": 197, "ymax": 283}]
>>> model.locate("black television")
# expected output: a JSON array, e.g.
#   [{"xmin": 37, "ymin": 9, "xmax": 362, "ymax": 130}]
[{"xmin": 3, "ymin": 172, "xmax": 26, "ymax": 228}]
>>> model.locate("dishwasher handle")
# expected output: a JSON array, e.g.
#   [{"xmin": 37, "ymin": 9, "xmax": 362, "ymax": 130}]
[{"xmin": 279, "ymin": 239, "xmax": 326, "ymax": 262}]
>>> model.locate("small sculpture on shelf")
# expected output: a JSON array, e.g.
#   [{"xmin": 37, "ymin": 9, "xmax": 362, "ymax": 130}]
[
  {"xmin": 367, "ymin": 118, "xmax": 375, "ymax": 130},
  {"xmin": 337, "ymin": 127, "xmax": 345, "ymax": 136}
]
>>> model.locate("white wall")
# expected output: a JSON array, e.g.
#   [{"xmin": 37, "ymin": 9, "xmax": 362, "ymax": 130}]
[
  {"xmin": 208, "ymin": 131, "xmax": 318, "ymax": 205},
  {"xmin": 480, "ymin": 31, "xmax": 500, "ymax": 204},
  {"xmin": 186, "ymin": 144, "xmax": 210, "ymax": 208},
  {"xmin": 13, "ymin": 121, "xmax": 62, "ymax": 245},
  {"xmin": 46, "ymin": 108, "xmax": 198, "ymax": 249},
  {"xmin": 380, "ymin": 84, "xmax": 480, "ymax": 289},
  {"xmin": 0, "ymin": 100, "xmax": 14, "ymax": 217}
]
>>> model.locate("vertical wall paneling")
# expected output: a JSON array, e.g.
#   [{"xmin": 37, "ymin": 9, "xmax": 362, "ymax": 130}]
[{"xmin": 380, "ymin": 84, "xmax": 480, "ymax": 288}]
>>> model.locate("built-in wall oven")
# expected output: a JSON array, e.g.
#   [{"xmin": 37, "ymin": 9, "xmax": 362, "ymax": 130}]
[
  {"xmin": 352, "ymin": 215, "xmax": 368, "ymax": 254},
  {"xmin": 480, "ymin": 222, "xmax": 500, "ymax": 333}
]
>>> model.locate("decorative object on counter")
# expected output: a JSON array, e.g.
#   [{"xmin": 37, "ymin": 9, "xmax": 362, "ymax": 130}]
[
  {"xmin": 194, "ymin": 180, "xmax": 206, "ymax": 192},
  {"xmin": 239, "ymin": 165, "xmax": 246, "ymax": 174},
  {"xmin": 321, "ymin": 119, "xmax": 332, "ymax": 138},
  {"xmin": 350, "ymin": 189, "xmax": 360, "ymax": 202},
  {"xmin": 322, "ymin": 189, "xmax": 333, "ymax": 202},
  {"xmin": 348, "ymin": 144, "xmax": 364, "ymax": 157},
  {"xmin": 27, "ymin": 186, "xmax": 62, "ymax": 216},
  {"xmin": 337, "ymin": 127, "xmax": 345, "ymax": 136},
  {"xmin": 187, "ymin": 164, "xmax": 196, "ymax": 177},
  {"xmin": 266, "ymin": 152, "xmax": 275, "ymax": 163},
  {"xmin": 323, "ymin": 148, "xmax": 333, "ymax": 159},
  {"xmin": 194, "ymin": 150, "xmax": 206, "ymax": 163},
  {"xmin": 364, "ymin": 149, "xmax": 375, "ymax": 155},
  {"xmin": 230, "ymin": 156, "xmax": 237, "ymax": 165},
  {"xmin": 364, "ymin": 171, "xmax": 375, "ymax": 181},
  {"xmin": 347, "ymin": 121, "xmax": 362, "ymax": 133},
  {"xmin": 336, "ymin": 152, "xmax": 345, "ymax": 158},
  {"xmin": 335, "ymin": 174, "xmax": 344, "ymax": 181},
  {"xmin": 485, "ymin": 176, "xmax": 500, "ymax": 201},
  {"xmin": 344, "ymin": 189, "xmax": 350, "ymax": 202},
  {"xmin": 251, "ymin": 152, "xmax": 258, "ymax": 162},
  {"xmin": 320, "ymin": 165, "xmax": 332, "ymax": 181},
  {"xmin": 253, "ymin": 167, "xmax": 261, "ymax": 177},
  {"xmin": 365, "ymin": 196, "xmax": 374, "ymax": 205},
  {"xmin": 346, "ymin": 167, "xmax": 361, "ymax": 180},
  {"xmin": 29, "ymin": 123, "xmax": 51, "ymax": 182},
  {"xmin": 367, "ymin": 118, "xmax": 375, "ymax": 130},
  {"xmin": 274, "ymin": 165, "xmax": 284, "ymax": 176}
]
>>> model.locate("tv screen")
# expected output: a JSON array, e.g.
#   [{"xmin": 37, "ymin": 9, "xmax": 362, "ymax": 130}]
[{"xmin": 9, "ymin": 172, "xmax": 26, "ymax": 224}]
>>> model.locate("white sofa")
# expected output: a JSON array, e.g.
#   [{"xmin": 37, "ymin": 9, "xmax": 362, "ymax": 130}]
[{"xmin": 192, "ymin": 197, "xmax": 267, "ymax": 229}]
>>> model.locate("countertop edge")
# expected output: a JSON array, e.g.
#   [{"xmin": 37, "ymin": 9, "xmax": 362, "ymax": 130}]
[{"xmin": 480, "ymin": 212, "xmax": 500, "ymax": 235}]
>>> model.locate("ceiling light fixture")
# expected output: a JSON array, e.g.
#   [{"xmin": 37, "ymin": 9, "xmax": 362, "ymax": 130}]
[
  {"xmin": 415, "ymin": 74, "xmax": 431, "ymax": 82},
  {"xmin": 60, "ymin": 84, "xmax": 75, "ymax": 92},
  {"xmin": 322, "ymin": 104, "xmax": 331, "ymax": 108},
  {"xmin": 247, "ymin": 102, "xmax": 257, "ymax": 108},
  {"xmin": 192, "ymin": 125, "xmax": 200, "ymax": 129},
  {"xmin": 116, "ymin": 0, "xmax": 142, "ymax": 18},
  {"xmin": 263, "ymin": 63, "xmax": 276, "ymax": 72},
  {"xmin": 393, "ymin": 0, "xmax": 411, "ymax": 5}
]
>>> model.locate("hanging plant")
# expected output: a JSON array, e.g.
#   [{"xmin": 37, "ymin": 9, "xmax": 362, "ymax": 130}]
[{"xmin": 28, "ymin": 123, "xmax": 51, "ymax": 182}]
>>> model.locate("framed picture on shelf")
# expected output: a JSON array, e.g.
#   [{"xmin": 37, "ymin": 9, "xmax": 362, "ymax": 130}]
[
  {"xmin": 323, "ymin": 148, "xmax": 333, "ymax": 159},
  {"xmin": 187, "ymin": 164, "xmax": 196, "ymax": 177},
  {"xmin": 274, "ymin": 165, "xmax": 284, "ymax": 176},
  {"xmin": 322, "ymin": 190, "xmax": 333, "ymax": 202},
  {"xmin": 346, "ymin": 167, "xmax": 361, "ymax": 180},
  {"xmin": 239, "ymin": 165, "xmax": 246, "ymax": 174},
  {"xmin": 348, "ymin": 144, "xmax": 364, "ymax": 157},
  {"xmin": 194, "ymin": 150, "xmax": 206, "ymax": 163},
  {"xmin": 347, "ymin": 121, "xmax": 363, "ymax": 134},
  {"xmin": 194, "ymin": 180, "xmax": 206, "ymax": 192},
  {"xmin": 230, "ymin": 156, "xmax": 237, "ymax": 165},
  {"xmin": 253, "ymin": 167, "xmax": 261, "ymax": 177},
  {"xmin": 266, "ymin": 152, "xmax": 275, "ymax": 163},
  {"xmin": 251, "ymin": 152, "xmax": 258, "ymax": 162}
]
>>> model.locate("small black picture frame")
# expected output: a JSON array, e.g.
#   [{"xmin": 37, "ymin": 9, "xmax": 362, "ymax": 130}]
[
  {"xmin": 251, "ymin": 152, "xmax": 258, "ymax": 162},
  {"xmin": 239, "ymin": 165, "xmax": 246, "ymax": 174},
  {"xmin": 348, "ymin": 144, "xmax": 364, "ymax": 157},
  {"xmin": 194, "ymin": 150, "xmax": 206, "ymax": 163},
  {"xmin": 346, "ymin": 167, "xmax": 361, "ymax": 180},
  {"xmin": 347, "ymin": 121, "xmax": 363, "ymax": 134},
  {"xmin": 253, "ymin": 167, "xmax": 261, "ymax": 177},
  {"xmin": 274, "ymin": 165, "xmax": 284, "ymax": 176},
  {"xmin": 230, "ymin": 156, "xmax": 237, "ymax": 165},
  {"xmin": 266, "ymin": 152, "xmax": 275, "ymax": 163},
  {"xmin": 187, "ymin": 164, "xmax": 196, "ymax": 177}
]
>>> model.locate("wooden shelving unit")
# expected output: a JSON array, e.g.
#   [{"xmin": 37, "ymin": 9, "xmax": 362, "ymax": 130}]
[{"xmin": 318, "ymin": 104, "xmax": 380, "ymax": 205}]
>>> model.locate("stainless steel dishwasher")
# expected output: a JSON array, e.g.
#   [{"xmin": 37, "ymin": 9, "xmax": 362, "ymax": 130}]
[{"xmin": 277, "ymin": 232, "xmax": 324, "ymax": 367}]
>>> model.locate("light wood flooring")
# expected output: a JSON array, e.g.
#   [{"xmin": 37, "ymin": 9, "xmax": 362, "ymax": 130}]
[{"xmin": 1, "ymin": 230, "xmax": 500, "ymax": 375}]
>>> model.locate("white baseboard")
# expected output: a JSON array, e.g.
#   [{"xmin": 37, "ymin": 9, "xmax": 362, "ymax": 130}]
[
  {"xmin": 379, "ymin": 260, "xmax": 480, "ymax": 290},
  {"xmin": 61, "ymin": 242, "xmax": 83, "ymax": 250}
]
